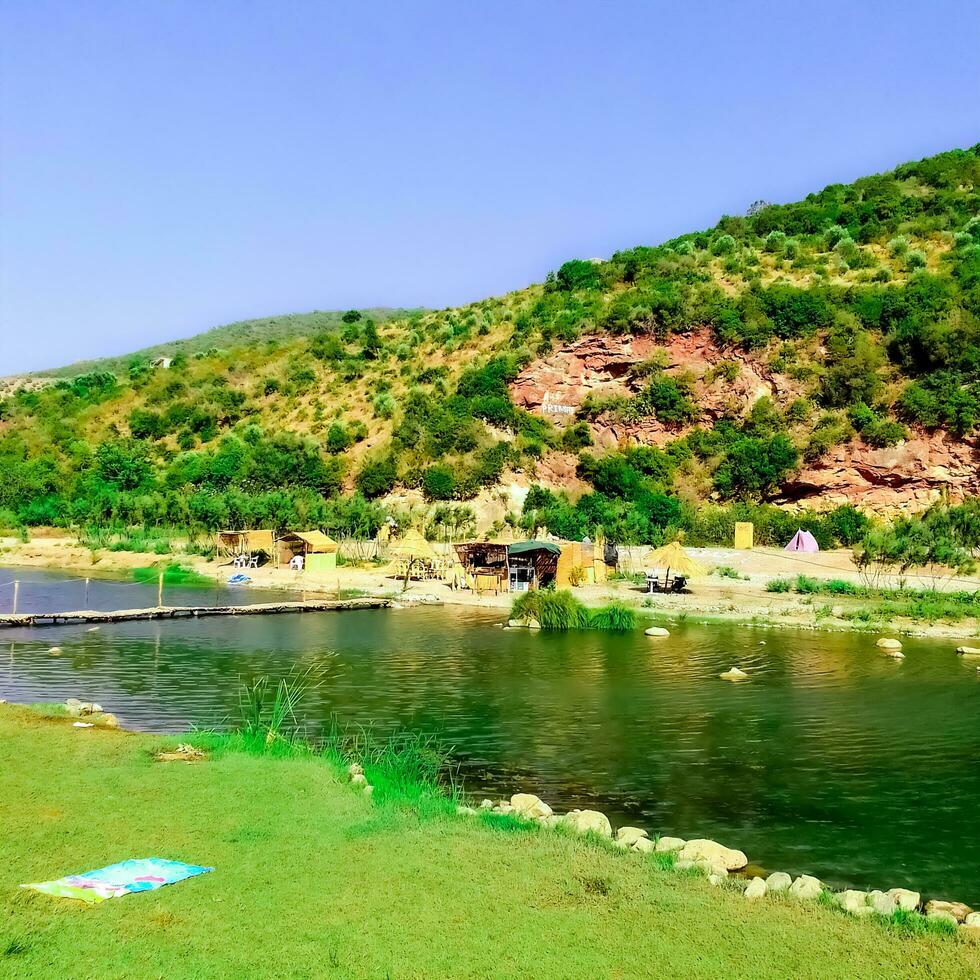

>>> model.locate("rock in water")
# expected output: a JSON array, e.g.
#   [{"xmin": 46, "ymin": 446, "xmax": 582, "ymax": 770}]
[
  {"xmin": 510, "ymin": 793, "xmax": 553, "ymax": 819},
  {"xmin": 562, "ymin": 809, "xmax": 612, "ymax": 838},
  {"xmin": 836, "ymin": 890, "xmax": 872, "ymax": 916},
  {"xmin": 765, "ymin": 872, "xmax": 792, "ymax": 893},
  {"xmin": 677, "ymin": 839, "xmax": 748, "ymax": 871},
  {"xmin": 876, "ymin": 638, "xmax": 902, "ymax": 650},
  {"xmin": 645, "ymin": 627, "xmax": 670, "ymax": 637},
  {"xmin": 788, "ymin": 875, "xmax": 823, "ymax": 900},
  {"xmin": 720, "ymin": 667, "xmax": 749, "ymax": 681},
  {"xmin": 744, "ymin": 877, "xmax": 767, "ymax": 899},
  {"xmin": 526, "ymin": 619, "xmax": 542, "ymax": 630},
  {"xmin": 956, "ymin": 646, "xmax": 980, "ymax": 656}
]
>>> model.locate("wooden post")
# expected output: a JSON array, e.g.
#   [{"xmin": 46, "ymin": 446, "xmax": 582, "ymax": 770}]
[
  {"xmin": 157, "ymin": 572, "xmax": 164, "ymax": 608},
  {"xmin": 12, "ymin": 580, "xmax": 19, "ymax": 615}
]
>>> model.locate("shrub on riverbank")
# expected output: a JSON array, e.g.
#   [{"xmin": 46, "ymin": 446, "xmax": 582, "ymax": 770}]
[{"xmin": 511, "ymin": 591, "xmax": 637, "ymax": 631}]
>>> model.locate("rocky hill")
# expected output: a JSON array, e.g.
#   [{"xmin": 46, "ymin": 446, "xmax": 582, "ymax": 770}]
[{"xmin": 1, "ymin": 145, "xmax": 978, "ymax": 543}]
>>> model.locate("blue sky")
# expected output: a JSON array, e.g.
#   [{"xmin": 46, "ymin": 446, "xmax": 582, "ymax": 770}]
[{"xmin": 1, "ymin": 0, "xmax": 977, "ymax": 374}]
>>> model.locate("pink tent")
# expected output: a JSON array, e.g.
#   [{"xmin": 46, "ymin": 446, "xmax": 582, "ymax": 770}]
[{"xmin": 785, "ymin": 529, "xmax": 819, "ymax": 552}]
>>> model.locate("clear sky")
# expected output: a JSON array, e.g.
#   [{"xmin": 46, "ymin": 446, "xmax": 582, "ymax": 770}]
[{"xmin": 1, "ymin": 1, "xmax": 977, "ymax": 374}]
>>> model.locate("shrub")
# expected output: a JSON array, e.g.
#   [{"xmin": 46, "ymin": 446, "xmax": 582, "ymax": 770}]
[
  {"xmin": 555, "ymin": 259, "xmax": 601, "ymax": 291},
  {"xmin": 905, "ymin": 249, "xmax": 927, "ymax": 270},
  {"xmin": 356, "ymin": 455, "xmax": 399, "ymax": 498},
  {"xmin": 511, "ymin": 590, "xmax": 591, "ymax": 630},
  {"xmin": 766, "ymin": 578, "xmax": 792, "ymax": 593}
]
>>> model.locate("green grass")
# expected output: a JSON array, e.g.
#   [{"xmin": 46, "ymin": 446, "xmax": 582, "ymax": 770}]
[
  {"xmin": 131, "ymin": 562, "xmax": 213, "ymax": 588},
  {"xmin": 2, "ymin": 704, "xmax": 978, "ymax": 978},
  {"xmin": 512, "ymin": 591, "xmax": 638, "ymax": 632}
]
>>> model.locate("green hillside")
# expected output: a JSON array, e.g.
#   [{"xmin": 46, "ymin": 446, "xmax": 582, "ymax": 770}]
[
  {"xmin": 1, "ymin": 145, "xmax": 979, "ymax": 546},
  {"xmin": 31, "ymin": 308, "xmax": 421, "ymax": 379}
]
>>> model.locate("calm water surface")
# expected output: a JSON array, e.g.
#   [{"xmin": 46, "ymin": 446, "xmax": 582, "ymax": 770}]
[{"xmin": 2, "ymin": 567, "xmax": 979, "ymax": 903}]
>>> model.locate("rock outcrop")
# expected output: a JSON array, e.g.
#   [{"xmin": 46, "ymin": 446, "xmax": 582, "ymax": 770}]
[{"xmin": 781, "ymin": 432, "xmax": 980, "ymax": 514}]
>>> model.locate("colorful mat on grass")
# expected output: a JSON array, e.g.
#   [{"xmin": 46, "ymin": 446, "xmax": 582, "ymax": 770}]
[{"xmin": 21, "ymin": 858, "xmax": 213, "ymax": 904}]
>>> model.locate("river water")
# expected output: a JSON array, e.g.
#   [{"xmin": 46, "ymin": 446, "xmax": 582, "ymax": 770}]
[{"xmin": 2, "ymin": 567, "xmax": 979, "ymax": 903}]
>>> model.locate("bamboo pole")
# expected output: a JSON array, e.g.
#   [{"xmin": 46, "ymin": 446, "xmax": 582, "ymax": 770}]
[
  {"xmin": 12, "ymin": 581, "xmax": 18, "ymax": 616},
  {"xmin": 157, "ymin": 572, "xmax": 164, "ymax": 608}
]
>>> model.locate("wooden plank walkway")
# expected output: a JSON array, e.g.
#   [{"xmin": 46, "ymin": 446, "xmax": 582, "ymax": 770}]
[{"xmin": 0, "ymin": 597, "xmax": 391, "ymax": 628}]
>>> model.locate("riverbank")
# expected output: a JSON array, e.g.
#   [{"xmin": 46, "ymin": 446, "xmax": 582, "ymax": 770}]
[
  {"xmin": 5, "ymin": 534, "xmax": 980, "ymax": 639},
  {"xmin": 2, "ymin": 702, "xmax": 978, "ymax": 979}
]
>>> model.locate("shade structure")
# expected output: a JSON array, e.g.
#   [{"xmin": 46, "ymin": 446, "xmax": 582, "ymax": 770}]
[
  {"xmin": 785, "ymin": 529, "xmax": 819, "ymax": 553},
  {"xmin": 642, "ymin": 541, "xmax": 707, "ymax": 577},
  {"xmin": 389, "ymin": 529, "xmax": 437, "ymax": 561}
]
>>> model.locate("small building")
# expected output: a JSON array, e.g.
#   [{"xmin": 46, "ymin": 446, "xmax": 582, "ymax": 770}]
[
  {"xmin": 454, "ymin": 541, "xmax": 509, "ymax": 593},
  {"xmin": 277, "ymin": 531, "xmax": 339, "ymax": 572},
  {"xmin": 506, "ymin": 541, "xmax": 561, "ymax": 591}
]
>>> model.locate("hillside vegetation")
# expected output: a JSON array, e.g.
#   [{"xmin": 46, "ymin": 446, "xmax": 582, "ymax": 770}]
[
  {"xmin": 1, "ymin": 145, "xmax": 979, "ymax": 546},
  {"xmin": 28, "ymin": 307, "xmax": 420, "ymax": 379}
]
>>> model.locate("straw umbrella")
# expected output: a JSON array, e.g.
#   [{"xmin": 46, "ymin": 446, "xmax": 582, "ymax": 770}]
[
  {"xmin": 642, "ymin": 541, "xmax": 707, "ymax": 584},
  {"xmin": 390, "ymin": 529, "xmax": 437, "ymax": 589}
]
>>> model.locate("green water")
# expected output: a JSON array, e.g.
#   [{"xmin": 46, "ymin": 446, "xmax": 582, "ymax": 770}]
[{"xmin": 2, "ymin": 568, "xmax": 979, "ymax": 904}]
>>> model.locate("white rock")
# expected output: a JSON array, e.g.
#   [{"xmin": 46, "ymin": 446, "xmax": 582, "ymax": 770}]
[
  {"xmin": 655, "ymin": 836, "xmax": 686, "ymax": 853},
  {"xmin": 645, "ymin": 627, "xmax": 670, "ymax": 637},
  {"xmin": 887, "ymin": 888, "xmax": 920, "ymax": 911},
  {"xmin": 766, "ymin": 872, "xmax": 792, "ymax": 893},
  {"xmin": 348, "ymin": 762, "xmax": 363, "ymax": 777},
  {"xmin": 928, "ymin": 910, "xmax": 959, "ymax": 926},
  {"xmin": 510, "ymin": 793, "xmax": 553, "ymax": 819},
  {"xmin": 507, "ymin": 619, "xmax": 527, "ymax": 628},
  {"xmin": 964, "ymin": 912, "xmax": 980, "ymax": 927},
  {"xmin": 362, "ymin": 784, "xmax": 373, "ymax": 797},
  {"xmin": 350, "ymin": 773, "xmax": 368, "ymax": 787},
  {"xmin": 456, "ymin": 805, "xmax": 478, "ymax": 816},
  {"xmin": 674, "ymin": 860, "xmax": 695, "ymax": 872},
  {"xmin": 526, "ymin": 619, "xmax": 541, "ymax": 630},
  {"xmin": 49, "ymin": 647, "xmax": 63, "ymax": 655},
  {"xmin": 562, "ymin": 809, "xmax": 612, "ymax": 837},
  {"xmin": 869, "ymin": 890, "xmax": 897, "ymax": 916},
  {"xmin": 615, "ymin": 826, "xmax": 649, "ymax": 847},
  {"xmin": 719, "ymin": 667, "xmax": 749, "ymax": 681},
  {"xmin": 493, "ymin": 803, "xmax": 515, "ymax": 815},
  {"xmin": 837, "ymin": 890, "xmax": 871, "ymax": 915},
  {"xmin": 788, "ymin": 874, "xmax": 823, "ymax": 901},
  {"xmin": 479, "ymin": 799, "xmax": 494, "ymax": 810},
  {"xmin": 632, "ymin": 837, "xmax": 655, "ymax": 854},
  {"xmin": 91, "ymin": 703, "xmax": 102, "ymax": 713},
  {"xmin": 744, "ymin": 877, "xmax": 767, "ymax": 899},
  {"xmin": 707, "ymin": 874, "xmax": 726, "ymax": 887},
  {"xmin": 65, "ymin": 698, "xmax": 83, "ymax": 716},
  {"xmin": 677, "ymin": 839, "xmax": 748, "ymax": 871},
  {"xmin": 876, "ymin": 638, "xmax": 902, "ymax": 650},
  {"xmin": 72, "ymin": 721, "xmax": 94, "ymax": 728},
  {"xmin": 537, "ymin": 815, "xmax": 561, "ymax": 829},
  {"xmin": 955, "ymin": 646, "xmax": 980, "ymax": 655},
  {"xmin": 100, "ymin": 713, "xmax": 119, "ymax": 728},
  {"xmin": 884, "ymin": 650, "xmax": 905, "ymax": 659}
]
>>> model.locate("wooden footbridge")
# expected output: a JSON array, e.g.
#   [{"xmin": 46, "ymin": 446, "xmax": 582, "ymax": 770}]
[{"xmin": 0, "ymin": 597, "xmax": 391, "ymax": 628}]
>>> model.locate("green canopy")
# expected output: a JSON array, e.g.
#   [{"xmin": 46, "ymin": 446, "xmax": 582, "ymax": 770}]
[{"xmin": 508, "ymin": 540, "xmax": 561, "ymax": 557}]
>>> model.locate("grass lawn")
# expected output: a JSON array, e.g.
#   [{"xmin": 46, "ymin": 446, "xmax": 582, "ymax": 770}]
[{"xmin": 1, "ymin": 704, "xmax": 978, "ymax": 979}]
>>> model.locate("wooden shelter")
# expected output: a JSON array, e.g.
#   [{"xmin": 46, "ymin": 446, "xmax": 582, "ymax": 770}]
[
  {"xmin": 216, "ymin": 529, "xmax": 276, "ymax": 565},
  {"xmin": 506, "ymin": 540, "xmax": 561, "ymax": 591},
  {"xmin": 277, "ymin": 531, "xmax": 338, "ymax": 572},
  {"xmin": 453, "ymin": 541, "xmax": 509, "ymax": 593}
]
